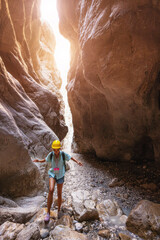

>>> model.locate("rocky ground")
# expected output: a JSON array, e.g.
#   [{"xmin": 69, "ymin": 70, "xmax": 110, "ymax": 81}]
[
  {"xmin": 0, "ymin": 152, "xmax": 160, "ymax": 240},
  {"xmin": 62, "ymin": 153, "xmax": 160, "ymax": 239}
]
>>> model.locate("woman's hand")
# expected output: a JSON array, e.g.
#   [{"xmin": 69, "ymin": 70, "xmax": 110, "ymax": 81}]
[
  {"xmin": 71, "ymin": 157, "xmax": 83, "ymax": 166},
  {"xmin": 77, "ymin": 161, "xmax": 83, "ymax": 166},
  {"xmin": 33, "ymin": 159, "xmax": 39, "ymax": 163},
  {"xmin": 33, "ymin": 159, "xmax": 45, "ymax": 163}
]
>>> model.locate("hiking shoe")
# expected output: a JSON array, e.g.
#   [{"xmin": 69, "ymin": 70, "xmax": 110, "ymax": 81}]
[{"xmin": 44, "ymin": 213, "xmax": 50, "ymax": 222}]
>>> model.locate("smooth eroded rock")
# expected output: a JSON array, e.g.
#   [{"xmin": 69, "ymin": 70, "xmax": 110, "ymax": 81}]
[
  {"xmin": 96, "ymin": 199, "xmax": 122, "ymax": 222},
  {"xmin": 126, "ymin": 200, "xmax": 160, "ymax": 240},
  {"xmin": 16, "ymin": 222, "xmax": 40, "ymax": 240},
  {"xmin": 0, "ymin": 0, "xmax": 67, "ymax": 197},
  {"xmin": 58, "ymin": 0, "xmax": 160, "ymax": 161},
  {"xmin": 0, "ymin": 206, "xmax": 39, "ymax": 225}
]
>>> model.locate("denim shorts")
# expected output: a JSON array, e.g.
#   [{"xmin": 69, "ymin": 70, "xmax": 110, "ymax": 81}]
[{"xmin": 49, "ymin": 175, "xmax": 64, "ymax": 184}]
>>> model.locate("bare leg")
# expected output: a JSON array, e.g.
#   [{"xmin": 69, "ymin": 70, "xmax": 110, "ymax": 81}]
[
  {"xmin": 47, "ymin": 178, "xmax": 56, "ymax": 214},
  {"xmin": 57, "ymin": 183, "xmax": 63, "ymax": 212}
]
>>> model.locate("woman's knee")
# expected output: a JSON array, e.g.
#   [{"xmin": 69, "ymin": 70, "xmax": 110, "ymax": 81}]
[
  {"xmin": 49, "ymin": 187, "xmax": 54, "ymax": 194},
  {"xmin": 49, "ymin": 178, "xmax": 55, "ymax": 193}
]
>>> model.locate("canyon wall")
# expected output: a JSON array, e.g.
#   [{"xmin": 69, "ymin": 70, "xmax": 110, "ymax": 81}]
[
  {"xmin": 57, "ymin": 0, "xmax": 160, "ymax": 161},
  {"xmin": 0, "ymin": 0, "xmax": 67, "ymax": 196}
]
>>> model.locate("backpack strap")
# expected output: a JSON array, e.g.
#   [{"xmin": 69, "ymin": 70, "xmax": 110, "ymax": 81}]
[
  {"xmin": 50, "ymin": 152, "xmax": 53, "ymax": 161},
  {"xmin": 62, "ymin": 151, "xmax": 66, "ymax": 171}
]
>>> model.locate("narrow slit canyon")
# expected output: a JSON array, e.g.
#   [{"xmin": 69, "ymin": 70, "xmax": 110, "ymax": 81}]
[{"xmin": 0, "ymin": 1, "xmax": 160, "ymax": 240}]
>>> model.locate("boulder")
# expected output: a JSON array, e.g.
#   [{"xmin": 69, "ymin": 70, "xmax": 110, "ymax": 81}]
[
  {"xmin": 0, "ymin": 206, "xmax": 39, "ymax": 225},
  {"xmin": 50, "ymin": 225, "xmax": 88, "ymax": 240},
  {"xmin": 0, "ymin": 221, "xmax": 24, "ymax": 239},
  {"xmin": 56, "ymin": 215, "xmax": 72, "ymax": 228},
  {"xmin": 126, "ymin": 200, "xmax": 160, "ymax": 240},
  {"xmin": 40, "ymin": 228, "xmax": 50, "ymax": 239},
  {"xmin": 16, "ymin": 222, "xmax": 40, "ymax": 240},
  {"xmin": 96, "ymin": 199, "xmax": 122, "ymax": 222},
  {"xmin": 0, "ymin": 195, "xmax": 45, "ymax": 225},
  {"xmin": 14, "ymin": 196, "xmax": 45, "ymax": 208},
  {"xmin": 0, "ymin": 196, "xmax": 19, "ymax": 208},
  {"xmin": 71, "ymin": 190, "xmax": 99, "ymax": 221}
]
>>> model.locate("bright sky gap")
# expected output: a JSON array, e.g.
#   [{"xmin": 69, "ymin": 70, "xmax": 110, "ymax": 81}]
[{"xmin": 40, "ymin": 0, "xmax": 73, "ymax": 151}]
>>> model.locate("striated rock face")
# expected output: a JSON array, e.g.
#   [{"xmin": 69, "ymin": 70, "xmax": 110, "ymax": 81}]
[
  {"xmin": 57, "ymin": 0, "xmax": 160, "ymax": 161},
  {"xmin": 0, "ymin": 0, "xmax": 68, "ymax": 196}
]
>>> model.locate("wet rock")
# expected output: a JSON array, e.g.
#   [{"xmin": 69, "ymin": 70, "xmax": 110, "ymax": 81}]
[
  {"xmin": 119, "ymin": 233, "xmax": 132, "ymax": 240},
  {"xmin": 50, "ymin": 225, "xmax": 88, "ymax": 240},
  {"xmin": 98, "ymin": 229, "xmax": 110, "ymax": 238},
  {"xmin": 16, "ymin": 222, "xmax": 40, "ymax": 240},
  {"xmin": 97, "ymin": 199, "xmax": 122, "ymax": 221},
  {"xmin": 71, "ymin": 190, "xmax": 99, "ymax": 221},
  {"xmin": 126, "ymin": 200, "xmax": 160, "ymax": 240}
]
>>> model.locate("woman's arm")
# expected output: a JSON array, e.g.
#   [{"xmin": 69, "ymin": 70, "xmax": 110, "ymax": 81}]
[
  {"xmin": 71, "ymin": 157, "xmax": 83, "ymax": 166},
  {"xmin": 33, "ymin": 159, "xmax": 45, "ymax": 163}
]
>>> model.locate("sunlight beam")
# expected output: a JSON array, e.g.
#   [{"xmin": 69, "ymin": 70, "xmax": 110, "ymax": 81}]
[
  {"xmin": 40, "ymin": 0, "xmax": 73, "ymax": 151},
  {"xmin": 40, "ymin": 0, "xmax": 70, "ymax": 83}
]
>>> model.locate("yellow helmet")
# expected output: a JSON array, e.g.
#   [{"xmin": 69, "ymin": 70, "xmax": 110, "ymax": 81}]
[{"xmin": 52, "ymin": 140, "xmax": 61, "ymax": 149}]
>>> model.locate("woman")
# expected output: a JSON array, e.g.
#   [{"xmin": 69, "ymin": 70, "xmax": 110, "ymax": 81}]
[{"xmin": 33, "ymin": 140, "xmax": 83, "ymax": 221}]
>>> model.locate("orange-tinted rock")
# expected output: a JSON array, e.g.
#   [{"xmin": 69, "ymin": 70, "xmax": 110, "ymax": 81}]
[
  {"xmin": 0, "ymin": 0, "xmax": 67, "ymax": 196},
  {"xmin": 58, "ymin": 0, "xmax": 160, "ymax": 161}
]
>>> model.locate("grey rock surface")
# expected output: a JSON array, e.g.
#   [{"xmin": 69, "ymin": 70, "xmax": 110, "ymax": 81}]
[
  {"xmin": 0, "ymin": 206, "xmax": 38, "ymax": 225},
  {"xmin": 16, "ymin": 222, "xmax": 40, "ymax": 240},
  {"xmin": 0, "ymin": 196, "xmax": 19, "ymax": 208},
  {"xmin": 0, "ymin": 221, "xmax": 24, "ymax": 239}
]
